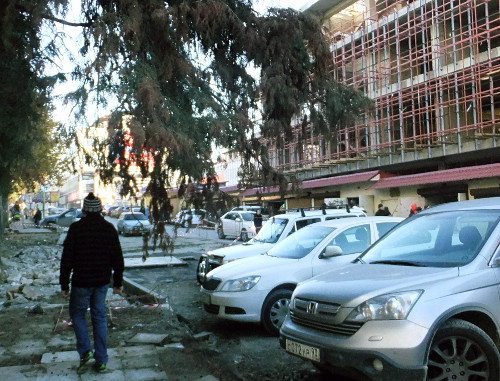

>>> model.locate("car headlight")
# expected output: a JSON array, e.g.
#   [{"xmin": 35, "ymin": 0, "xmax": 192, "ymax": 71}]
[
  {"xmin": 346, "ymin": 290, "xmax": 423, "ymax": 322},
  {"xmin": 220, "ymin": 276, "xmax": 261, "ymax": 292}
]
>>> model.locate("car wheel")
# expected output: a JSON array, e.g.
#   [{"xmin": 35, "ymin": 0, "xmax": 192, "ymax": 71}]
[
  {"xmin": 217, "ymin": 226, "xmax": 225, "ymax": 239},
  {"xmin": 427, "ymin": 318, "xmax": 500, "ymax": 381},
  {"xmin": 240, "ymin": 230, "xmax": 249, "ymax": 242},
  {"xmin": 196, "ymin": 256, "xmax": 209, "ymax": 284},
  {"xmin": 261, "ymin": 289, "xmax": 293, "ymax": 336}
]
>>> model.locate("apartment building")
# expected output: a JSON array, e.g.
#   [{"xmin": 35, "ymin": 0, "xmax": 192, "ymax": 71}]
[{"xmin": 240, "ymin": 0, "xmax": 500, "ymax": 216}]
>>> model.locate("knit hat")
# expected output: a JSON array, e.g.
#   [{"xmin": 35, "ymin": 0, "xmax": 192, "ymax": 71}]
[{"xmin": 83, "ymin": 192, "xmax": 102, "ymax": 213}]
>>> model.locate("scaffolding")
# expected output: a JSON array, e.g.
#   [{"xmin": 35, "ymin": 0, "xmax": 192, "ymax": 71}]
[{"xmin": 268, "ymin": 0, "xmax": 500, "ymax": 172}]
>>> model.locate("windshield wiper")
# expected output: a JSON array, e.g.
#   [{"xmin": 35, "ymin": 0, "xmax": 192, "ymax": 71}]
[
  {"xmin": 369, "ymin": 260, "xmax": 426, "ymax": 267},
  {"xmin": 355, "ymin": 257, "xmax": 366, "ymax": 264}
]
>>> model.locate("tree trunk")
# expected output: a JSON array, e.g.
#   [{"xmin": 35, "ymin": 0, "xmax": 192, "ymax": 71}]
[{"xmin": 0, "ymin": 194, "xmax": 5, "ymax": 239}]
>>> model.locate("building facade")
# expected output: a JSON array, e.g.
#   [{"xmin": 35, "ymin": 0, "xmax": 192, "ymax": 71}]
[{"xmin": 241, "ymin": 0, "xmax": 500, "ymax": 216}]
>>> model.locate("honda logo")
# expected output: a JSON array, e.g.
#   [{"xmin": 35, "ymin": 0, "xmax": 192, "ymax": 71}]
[{"xmin": 306, "ymin": 302, "xmax": 318, "ymax": 314}]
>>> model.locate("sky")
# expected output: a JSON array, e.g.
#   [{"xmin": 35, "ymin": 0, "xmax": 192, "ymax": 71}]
[{"xmin": 50, "ymin": 0, "xmax": 312, "ymax": 125}]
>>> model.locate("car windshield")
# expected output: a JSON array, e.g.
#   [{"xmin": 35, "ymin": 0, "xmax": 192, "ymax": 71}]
[
  {"xmin": 241, "ymin": 212, "xmax": 254, "ymax": 221},
  {"xmin": 253, "ymin": 217, "xmax": 289, "ymax": 243},
  {"xmin": 267, "ymin": 226, "xmax": 335, "ymax": 259},
  {"xmin": 124, "ymin": 214, "xmax": 148, "ymax": 221},
  {"xmin": 361, "ymin": 210, "xmax": 500, "ymax": 267}
]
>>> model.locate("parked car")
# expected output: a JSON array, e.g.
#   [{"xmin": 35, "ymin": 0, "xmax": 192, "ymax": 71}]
[
  {"xmin": 40, "ymin": 208, "xmax": 83, "ymax": 228},
  {"xmin": 103, "ymin": 205, "xmax": 118, "ymax": 216},
  {"xmin": 117, "ymin": 212, "xmax": 153, "ymax": 236},
  {"xmin": 175, "ymin": 209, "xmax": 207, "ymax": 227},
  {"xmin": 216, "ymin": 210, "xmax": 258, "ymax": 242},
  {"xmin": 201, "ymin": 216, "xmax": 402, "ymax": 335},
  {"xmin": 110, "ymin": 206, "xmax": 140, "ymax": 218},
  {"xmin": 230, "ymin": 205, "xmax": 270, "ymax": 217},
  {"xmin": 280, "ymin": 197, "xmax": 500, "ymax": 380},
  {"xmin": 197, "ymin": 207, "xmax": 368, "ymax": 283}
]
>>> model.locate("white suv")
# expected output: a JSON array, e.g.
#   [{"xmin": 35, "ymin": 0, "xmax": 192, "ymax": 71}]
[
  {"xmin": 200, "ymin": 216, "xmax": 402, "ymax": 335},
  {"xmin": 281, "ymin": 197, "xmax": 500, "ymax": 380},
  {"xmin": 197, "ymin": 207, "xmax": 367, "ymax": 282}
]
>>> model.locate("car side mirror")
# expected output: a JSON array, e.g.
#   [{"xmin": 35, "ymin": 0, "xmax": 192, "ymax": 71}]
[{"xmin": 321, "ymin": 245, "xmax": 343, "ymax": 258}]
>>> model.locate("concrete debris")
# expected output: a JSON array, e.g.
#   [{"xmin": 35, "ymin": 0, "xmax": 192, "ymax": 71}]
[
  {"xmin": 0, "ymin": 244, "xmax": 61, "ymax": 308},
  {"xmin": 127, "ymin": 333, "xmax": 169, "ymax": 345},
  {"xmin": 21, "ymin": 285, "xmax": 42, "ymax": 300},
  {"xmin": 28, "ymin": 303, "xmax": 44, "ymax": 314},
  {"xmin": 192, "ymin": 331, "xmax": 212, "ymax": 340}
]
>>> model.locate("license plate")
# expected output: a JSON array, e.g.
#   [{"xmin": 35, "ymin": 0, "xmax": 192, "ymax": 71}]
[
  {"xmin": 201, "ymin": 293, "xmax": 211, "ymax": 305},
  {"xmin": 285, "ymin": 339, "xmax": 320, "ymax": 362}
]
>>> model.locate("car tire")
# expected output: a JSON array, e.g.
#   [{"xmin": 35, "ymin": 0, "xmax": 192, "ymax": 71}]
[
  {"xmin": 427, "ymin": 318, "xmax": 500, "ymax": 381},
  {"xmin": 261, "ymin": 289, "xmax": 292, "ymax": 336},
  {"xmin": 196, "ymin": 256, "xmax": 209, "ymax": 284},
  {"xmin": 217, "ymin": 226, "xmax": 225, "ymax": 239}
]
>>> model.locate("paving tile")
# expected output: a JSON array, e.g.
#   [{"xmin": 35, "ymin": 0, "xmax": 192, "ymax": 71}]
[
  {"xmin": 35, "ymin": 362, "xmax": 80, "ymax": 381},
  {"xmin": 41, "ymin": 351, "xmax": 79, "ymax": 364},
  {"xmin": 1, "ymin": 364, "xmax": 45, "ymax": 380},
  {"xmin": 124, "ymin": 368, "xmax": 168, "ymax": 381},
  {"xmin": 11, "ymin": 340, "xmax": 47, "ymax": 356},
  {"xmin": 80, "ymin": 368, "xmax": 126, "ymax": 381}
]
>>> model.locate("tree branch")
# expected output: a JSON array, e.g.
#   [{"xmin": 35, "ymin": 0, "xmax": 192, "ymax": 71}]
[{"xmin": 41, "ymin": 13, "xmax": 92, "ymax": 27}]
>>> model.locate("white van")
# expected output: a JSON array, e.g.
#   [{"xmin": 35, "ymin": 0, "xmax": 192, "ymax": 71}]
[{"xmin": 196, "ymin": 207, "xmax": 367, "ymax": 282}]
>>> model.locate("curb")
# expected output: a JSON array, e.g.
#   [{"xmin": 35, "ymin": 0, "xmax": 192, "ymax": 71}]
[{"xmin": 122, "ymin": 276, "xmax": 166, "ymax": 305}]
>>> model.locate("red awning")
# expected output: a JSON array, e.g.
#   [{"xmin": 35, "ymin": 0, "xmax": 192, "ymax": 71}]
[
  {"xmin": 240, "ymin": 170, "xmax": 382, "ymax": 197},
  {"xmin": 302, "ymin": 170, "xmax": 381, "ymax": 189},
  {"xmin": 370, "ymin": 163, "xmax": 500, "ymax": 189}
]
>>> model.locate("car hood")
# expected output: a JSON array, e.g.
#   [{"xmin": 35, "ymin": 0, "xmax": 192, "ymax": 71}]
[
  {"xmin": 207, "ymin": 241, "xmax": 274, "ymax": 261},
  {"xmin": 294, "ymin": 263, "xmax": 459, "ymax": 307},
  {"xmin": 207, "ymin": 254, "xmax": 296, "ymax": 279}
]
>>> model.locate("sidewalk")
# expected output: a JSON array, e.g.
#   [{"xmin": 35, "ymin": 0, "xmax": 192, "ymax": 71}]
[{"xmin": 2, "ymin": 344, "xmax": 169, "ymax": 381}]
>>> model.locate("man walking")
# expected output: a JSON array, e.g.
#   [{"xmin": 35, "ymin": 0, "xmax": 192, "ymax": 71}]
[{"xmin": 60, "ymin": 192, "xmax": 124, "ymax": 373}]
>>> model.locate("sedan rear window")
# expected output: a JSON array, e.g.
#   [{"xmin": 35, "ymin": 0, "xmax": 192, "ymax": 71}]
[{"xmin": 124, "ymin": 214, "xmax": 148, "ymax": 221}]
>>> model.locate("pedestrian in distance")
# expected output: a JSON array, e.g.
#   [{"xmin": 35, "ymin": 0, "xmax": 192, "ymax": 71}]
[
  {"xmin": 408, "ymin": 203, "xmax": 419, "ymax": 217},
  {"xmin": 59, "ymin": 192, "xmax": 124, "ymax": 374},
  {"xmin": 383, "ymin": 206, "xmax": 391, "ymax": 216},
  {"xmin": 254, "ymin": 209, "xmax": 263, "ymax": 234},
  {"xmin": 375, "ymin": 203, "xmax": 385, "ymax": 216},
  {"xmin": 33, "ymin": 207, "xmax": 42, "ymax": 227}
]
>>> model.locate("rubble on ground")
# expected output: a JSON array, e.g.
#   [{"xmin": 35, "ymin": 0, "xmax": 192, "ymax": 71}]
[{"xmin": 0, "ymin": 244, "xmax": 62, "ymax": 308}]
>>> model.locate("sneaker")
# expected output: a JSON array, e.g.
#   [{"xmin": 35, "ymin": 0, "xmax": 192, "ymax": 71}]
[
  {"xmin": 77, "ymin": 351, "xmax": 93, "ymax": 373},
  {"xmin": 93, "ymin": 363, "xmax": 107, "ymax": 373}
]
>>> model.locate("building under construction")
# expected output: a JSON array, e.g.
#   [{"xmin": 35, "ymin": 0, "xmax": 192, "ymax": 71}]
[{"xmin": 241, "ymin": 0, "xmax": 500, "ymax": 215}]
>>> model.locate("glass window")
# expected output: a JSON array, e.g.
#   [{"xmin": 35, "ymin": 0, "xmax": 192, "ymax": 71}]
[
  {"xmin": 254, "ymin": 217, "xmax": 288, "ymax": 243},
  {"xmin": 376, "ymin": 222, "xmax": 400, "ymax": 238},
  {"xmin": 326, "ymin": 224, "xmax": 371, "ymax": 255},
  {"xmin": 295, "ymin": 218, "xmax": 321, "ymax": 231},
  {"xmin": 267, "ymin": 226, "xmax": 335, "ymax": 259},
  {"xmin": 362, "ymin": 211, "xmax": 500, "ymax": 267},
  {"xmin": 124, "ymin": 213, "xmax": 147, "ymax": 221},
  {"xmin": 241, "ymin": 212, "xmax": 255, "ymax": 221}
]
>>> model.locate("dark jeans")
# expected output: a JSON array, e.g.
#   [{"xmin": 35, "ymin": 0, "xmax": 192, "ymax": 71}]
[{"xmin": 69, "ymin": 285, "xmax": 109, "ymax": 365}]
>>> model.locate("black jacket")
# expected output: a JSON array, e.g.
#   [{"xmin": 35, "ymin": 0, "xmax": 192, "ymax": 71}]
[{"xmin": 60, "ymin": 213, "xmax": 124, "ymax": 291}]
